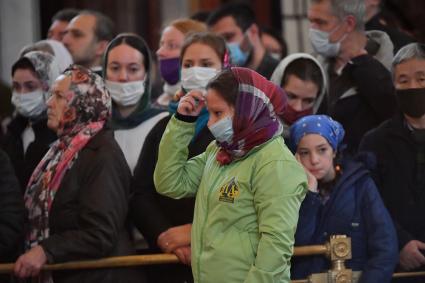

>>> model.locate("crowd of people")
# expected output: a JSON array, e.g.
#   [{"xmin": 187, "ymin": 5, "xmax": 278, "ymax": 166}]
[{"xmin": 0, "ymin": 0, "xmax": 424, "ymax": 282}]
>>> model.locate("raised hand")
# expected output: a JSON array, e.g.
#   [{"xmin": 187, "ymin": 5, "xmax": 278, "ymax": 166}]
[
  {"xmin": 177, "ymin": 90, "xmax": 205, "ymax": 117},
  {"xmin": 295, "ymin": 153, "xmax": 318, "ymax": 193}
]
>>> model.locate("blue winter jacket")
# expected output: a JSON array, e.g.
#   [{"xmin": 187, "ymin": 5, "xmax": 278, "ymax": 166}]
[{"xmin": 291, "ymin": 157, "xmax": 398, "ymax": 282}]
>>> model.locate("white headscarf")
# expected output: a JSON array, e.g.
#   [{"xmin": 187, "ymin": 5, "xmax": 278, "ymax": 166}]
[
  {"xmin": 44, "ymin": 39, "xmax": 73, "ymax": 73},
  {"xmin": 270, "ymin": 53, "xmax": 327, "ymax": 114}
]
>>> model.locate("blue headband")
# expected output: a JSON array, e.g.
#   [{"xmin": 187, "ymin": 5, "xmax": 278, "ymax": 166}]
[{"xmin": 289, "ymin": 115, "xmax": 345, "ymax": 152}]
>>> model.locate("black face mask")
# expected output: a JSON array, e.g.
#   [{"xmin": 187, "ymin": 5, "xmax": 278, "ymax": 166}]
[{"xmin": 396, "ymin": 88, "xmax": 425, "ymax": 118}]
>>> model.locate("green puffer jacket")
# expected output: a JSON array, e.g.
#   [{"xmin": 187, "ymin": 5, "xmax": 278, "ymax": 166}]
[{"xmin": 154, "ymin": 116, "xmax": 308, "ymax": 283}]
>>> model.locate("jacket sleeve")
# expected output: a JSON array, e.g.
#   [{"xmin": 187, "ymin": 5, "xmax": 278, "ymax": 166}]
[
  {"xmin": 358, "ymin": 177, "xmax": 399, "ymax": 283},
  {"xmin": 349, "ymin": 55, "xmax": 396, "ymax": 121},
  {"xmin": 130, "ymin": 118, "xmax": 172, "ymax": 248},
  {"xmin": 244, "ymin": 158, "xmax": 308, "ymax": 283},
  {"xmin": 0, "ymin": 150, "xmax": 26, "ymax": 261},
  {"xmin": 359, "ymin": 131, "xmax": 415, "ymax": 249},
  {"xmin": 294, "ymin": 191, "xmax": 322, "ymax": 245},
  {"xmin": 40, "ymin": 145, "xmax": 131, "ymax": 262},
  {"xmin": 154, "ymin": 115, "xmax": 206, "ymax": 199}
]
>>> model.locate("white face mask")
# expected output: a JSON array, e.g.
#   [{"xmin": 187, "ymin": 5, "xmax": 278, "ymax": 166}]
[
  {"xmin": 269, "ymin": 52, "xmax": 282, "ymax": 61},
  {"xmin": 11, "ymin": 90, "xmax": 47, "ymax": 118},
  {"xmin": 208, "ymin": 115, "xmax": 234, "ymax": 144},
  {"xmin": 105, "ymin": 79, "xmax": 145, "ymax": 107},
  {"xmin": 181, "ymin": 67, "xmax": 218, "ymax": 92},
  {"xmin": 309, "ymin": 27, "xmax": 346, "ymax": 58}
]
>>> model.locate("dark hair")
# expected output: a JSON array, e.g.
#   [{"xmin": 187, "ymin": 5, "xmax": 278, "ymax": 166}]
[
  {"xmin": 261, "ymin": 26, "xmax": 288, "ymax": 58},
  {"xmin": 103, "ymin": 33, "xmax": 152, "ymax": 78},
  {"xmin": 191, "ymin": 11, "xmax": 211, "ymax": 23},
  {"xmin": 207, "ymin": 2, "xmax": 255, "ymax": 32},
  {"xmin": 207, "ymin": 69, "xmax": 238, "ymax": 107},
  {"xmin": 79, "ymin": 10, "xmax": 115, "ymax": 41},
  {"xmin": 281, "ymin": 59, "xmax": 323, "ymax": 93},
  {"xmin": 11, "ymin": 57, "xmax": 36, "ymax": 78},
  {"xmin": 180, "ymin": 32, "xmax": 227, "ymax": 64},
  {"xmin": 51, "ymin": 8, "xmax": 79, "ymax": 23}
]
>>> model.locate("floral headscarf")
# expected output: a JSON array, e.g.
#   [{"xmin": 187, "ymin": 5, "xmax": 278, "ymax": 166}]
[
  {"xmin": 24, "ymin": 65, "xmax": 111, "ymax": 258},
  {"xmin": 215, "ymin": 67, "xmax": 287, "ymax": 165},
  {"xmin": 23, "ymin": 51, "xmax": 61, "ymax": 89}
]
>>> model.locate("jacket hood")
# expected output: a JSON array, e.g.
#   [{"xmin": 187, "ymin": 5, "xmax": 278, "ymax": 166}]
[
  {"xmin": 270, "ymin": 53, "xmax": 327, "ymax": 114},
  {"xmin": 365, "ymin": 30, "xmax": 394, "ymax": 71},
  {"xmin": 335, "ymin": 154, "xmax": 375, "ymax": 190}
]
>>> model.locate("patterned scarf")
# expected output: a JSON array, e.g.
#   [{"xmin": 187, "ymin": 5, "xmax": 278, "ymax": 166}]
[
  {"xmin": 24, "ymin": 66, "xmax": 111, "ymax": 281},
  {"xmin": 216, "ymin": 67, "xmax": 287, "ymax": 165}
]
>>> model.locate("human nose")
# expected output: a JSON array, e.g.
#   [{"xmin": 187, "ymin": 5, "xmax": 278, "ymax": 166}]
[
  {"xmin": 156, "ymin": 45, "xmax": 167, "ymax": 59},
  {"xmin": 410, "ymin": 79, "xmax": 423, "ymax": 89},
  {"xmin": 207, "ymin": 117, "xmax": 217, "ymax": 128},
  {"xmin": 118, "ymin": 69, "xmax": 128, "ymax": 82},
  {"xmin": 291, "ymin": 99, "xmax": 303, "ymax": 111},
  {"xmin": 46, "ymin": 95, "xmax": 54, "ymax": 107},
  {"xmin": 62, "ymin": 33, "xmax": 70, "ymax": 45},
  {"xmin": 309, "ymin": 152, "xmax": 320, "ymax": 165}
]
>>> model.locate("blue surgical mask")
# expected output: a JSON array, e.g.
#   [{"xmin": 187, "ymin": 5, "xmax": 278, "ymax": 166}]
[
  {"xmin": 227, "ymin": 42, "xmax": 250, "ymax": 66},
  {"xmin": 309, "ymin": 26, "xmax": 347, "ymax": 58},
  {"xmin": 208, "ymin": 115, "xmax": 234, "ymax": 144}
]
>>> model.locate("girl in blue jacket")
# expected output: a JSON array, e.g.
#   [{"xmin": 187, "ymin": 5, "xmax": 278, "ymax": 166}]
[{"xmin": 289, "ymin": 115, "xmax": 398, "ymax": 282}]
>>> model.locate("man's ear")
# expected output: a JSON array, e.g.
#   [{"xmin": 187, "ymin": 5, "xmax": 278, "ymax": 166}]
[
  {"xmin": 345, "ymin": 15, "xmax": 357, "ymax": 33},
  {"xmin": 95, "ymin": 40, "xmax": 109, "ymax": 56}
]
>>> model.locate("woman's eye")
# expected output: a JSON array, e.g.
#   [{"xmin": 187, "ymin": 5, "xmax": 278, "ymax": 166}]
[
  {"xmin": 130, "ymin": 67, "xmax": 140, "ymax": 73},
  {"xmin": 287, "ymin": 93, "xmax": 296, "ymax": 100},
  {"xmin": 298, "ymin": 151, "xmax": 308, "ymax": 156},
  {"xmin": 202, "ymin": 62, "xmax": 213, "ymax": 68},
  {"xmin": 109, "ymin": 66, "xmax": 120, "ymax": 72}
]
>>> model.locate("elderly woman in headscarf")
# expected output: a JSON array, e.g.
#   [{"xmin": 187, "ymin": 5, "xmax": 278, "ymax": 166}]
[
  {"xmin": 3, "ymin": 51, "xmax": 60, "ymax": 191},
  {"xmin": 13, "ymin": 65, "xmax": 145, "ymax": 283},
  {"xmin": 154, "ymin": 67, "xmax": 308, "ymax": 283},
  {"xmin": 289, "ymin": 115, "xmax": 398, "ymax": 282}
]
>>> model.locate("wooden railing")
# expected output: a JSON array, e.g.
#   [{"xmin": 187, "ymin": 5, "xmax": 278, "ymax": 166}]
[{"xmin": 0, "ymin": 236, "xmax": 423, "ymax": 283}]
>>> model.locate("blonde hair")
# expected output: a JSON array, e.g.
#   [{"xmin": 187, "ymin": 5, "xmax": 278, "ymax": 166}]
[{"xmin": 168, "ymin": 18, "xmax": 207, "ymax": 35}]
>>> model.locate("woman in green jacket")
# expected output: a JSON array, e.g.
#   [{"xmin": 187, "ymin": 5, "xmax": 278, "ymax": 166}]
[{"xmin": 154, "ymin": 67, "xmax": 308, "ymax": 283}]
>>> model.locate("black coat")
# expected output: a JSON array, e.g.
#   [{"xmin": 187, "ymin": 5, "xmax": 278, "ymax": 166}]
[
  {"xmin": 130, "ymin": 115, "xmax": 214, "ymax": 283},
  {"xmin": 323, "ymin": 54, "xmax": 396, "ymax": 155},
  {"xmin": 0, "ymin": 149, "xmax": 26, "ymax": 283},
  {"xmin": 359, "ymin": 114, "xmax": 425, "ymax": 249},
  {"xmin": 1, "ymin": 115, "xmax": 57, "ymax": 192},
  {"xmin": 366, "ymin": 13, "xmax": 415, "ymax": 54},
  {"xmin": 39, "ymin": 129, "xmax": 145, "ymax": 283}
]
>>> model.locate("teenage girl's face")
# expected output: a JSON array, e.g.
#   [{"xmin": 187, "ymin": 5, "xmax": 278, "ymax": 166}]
[
  {"xmin": 181, "ymin": 42, "xmax": 222, "ymax": 70},
  {"xmin": 206, "ymin": 88, "xmax": 234, "ymax": 127},
  {"xmin": 296, "ymin": 134, "xmax": 336, "ymax": 182},
  {"xmin": 283, "ymin": 74, "xmax": 318, "ymax": 111},
  {"xmin": 106, "ymin": 43, "xmax": 146, "ymax": 82},
  {"xmin": 156, "ymin": 26, "xmax": 185, "ymax": 60}
]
